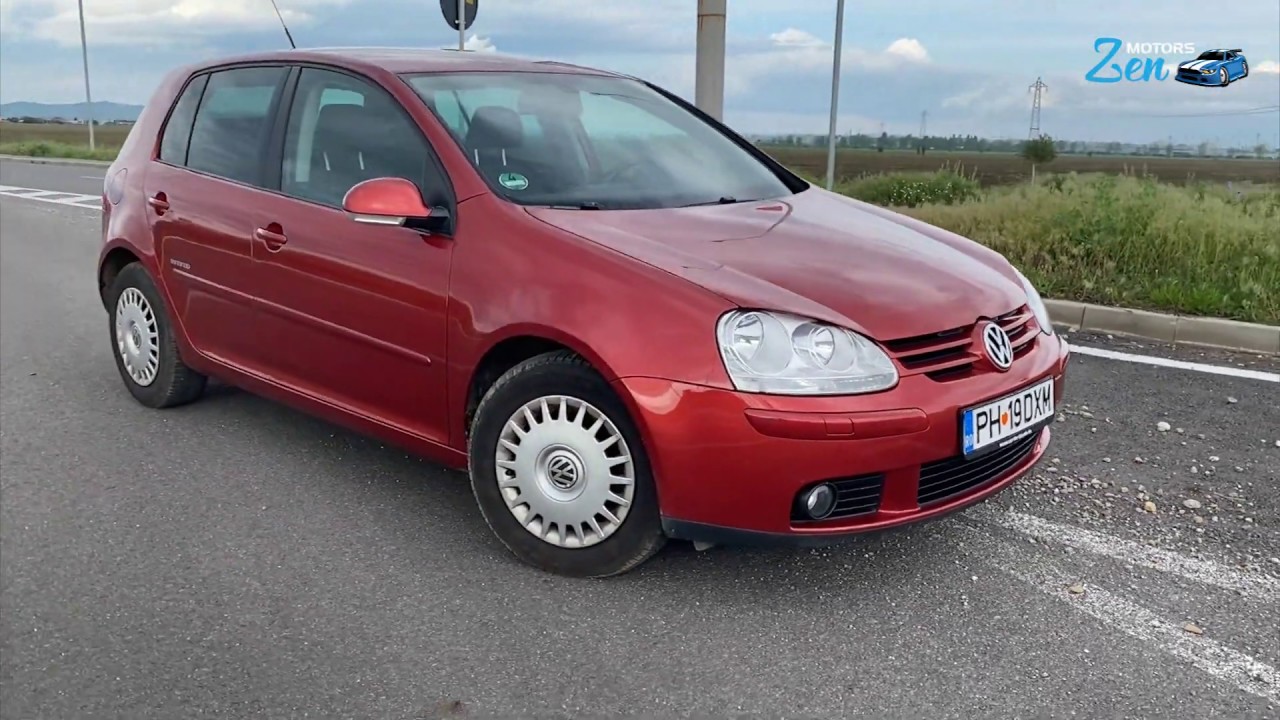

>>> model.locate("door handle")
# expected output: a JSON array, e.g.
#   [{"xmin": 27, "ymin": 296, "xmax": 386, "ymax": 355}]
[
  {"xmin": 254, "ymin": 224, "xmax": 288, "ymax": 251},
  {"xmin": 148, "ymin": 193, "xmax": 169, "ymax": 213}
]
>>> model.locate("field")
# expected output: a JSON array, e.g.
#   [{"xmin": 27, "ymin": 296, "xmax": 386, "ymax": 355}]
[
  {"xmin": 0, "ymin": 122, "xmax": 129, "ymax": 161},
  {"xmin": 2, "ymin": 121, "xmax": 1276, "ymax": 323},
  {"xmin": 4, "ymin": 122, "xmax": 1277, "ymax": 188},
  {"xmin": 0, "ymin": 121, "xmax": 131, "ymax": 148},
  {"xmin": 763, "ymin": 146, "xmax": 1280, "ymax": 187}
]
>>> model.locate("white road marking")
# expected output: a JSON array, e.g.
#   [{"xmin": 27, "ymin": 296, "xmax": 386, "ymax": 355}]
[
  {"xmin": 1070, "ymin": 344, "xmax": 1279, "ymax": 382},
  {"xmin": 971, "ymin": 507, "xmax": 1280, "ymax": 601},
  {"xmin": 0, "ymin": 184, "xmax": 100, "ymax": 210},
  {"xmin": 80, "ymin": 175, "xmax": 105, "ymax": 180},
  {"xmin": 949, "ymin": 521, "xmax": 1280, "ymax": 703}
]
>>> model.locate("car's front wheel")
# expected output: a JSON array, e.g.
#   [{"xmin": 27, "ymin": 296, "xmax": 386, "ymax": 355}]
[
  {"xmin": 1220, "ymin": 67, "xmax": 1229, "ymax": 85},
  {"xmin": 467, "ymin": 351, "xmax": 665, "ymax": 577},
  {"xmin": 107, "ymin": 262, "xmax": 207, "ymax": 408}
]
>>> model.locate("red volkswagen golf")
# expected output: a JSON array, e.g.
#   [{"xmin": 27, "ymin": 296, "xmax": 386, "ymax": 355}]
[{"xmin": 98, "ymin": 48, "xmax": 1068, "ymax": 577}]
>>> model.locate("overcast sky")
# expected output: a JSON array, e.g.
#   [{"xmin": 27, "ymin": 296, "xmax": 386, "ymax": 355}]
[{"xmin": 1, "ymin": 0, "xmax": 1277, "ymax": 145}]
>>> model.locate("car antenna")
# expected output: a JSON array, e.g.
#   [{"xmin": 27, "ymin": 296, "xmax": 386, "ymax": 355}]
[{"xmin": 267, "ymin": 0, "xmax": 297, "ymax": 49}]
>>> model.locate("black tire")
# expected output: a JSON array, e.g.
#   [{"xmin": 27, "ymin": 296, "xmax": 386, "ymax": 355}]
[
  {"xmin": 1220, "ymin": 67, "xmax": 1229, "ymax": 86},
  {"xmin": 1242, "ymin": 60, "xmax": 1248, "ymax": 77},
  {"xmin": 106, "ymin": 262, "xmax": 207, "ymax": 408},
  {"xmin": 467, "ymin": 351, "xmax": 665, "ymax": 577}
]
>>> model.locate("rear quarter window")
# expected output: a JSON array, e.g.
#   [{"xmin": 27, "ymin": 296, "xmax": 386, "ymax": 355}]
[{"xmin": 159, "ymin": 74, "xmax": 208, "ymax": 165}]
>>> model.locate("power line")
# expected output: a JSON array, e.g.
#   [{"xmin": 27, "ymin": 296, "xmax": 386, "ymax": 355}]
[{"xmin": 1125, "ymin": 105, "xmax": 1278, "ymax": 119}]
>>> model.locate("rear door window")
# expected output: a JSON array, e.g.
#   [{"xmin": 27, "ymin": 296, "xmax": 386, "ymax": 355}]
[{"xmin": 186, "ymin": 66, "xmax": 288, "ymax": 186}]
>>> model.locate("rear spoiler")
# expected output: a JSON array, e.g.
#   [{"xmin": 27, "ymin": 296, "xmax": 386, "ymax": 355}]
[{"xmin": 1227, "ymin": 48, "xmax": 1244, "ymax": 53}]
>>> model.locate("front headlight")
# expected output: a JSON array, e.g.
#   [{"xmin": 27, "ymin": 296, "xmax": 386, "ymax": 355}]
[
  {"xmin": 716, "ymin": 310, "xmax": 898, "ymax": 395},
  {"xmin": 1201, "ymin": 68, "xmax": 1214, "ymax": 74},
  {"xmin": 1014, "ymin": 268, "xmax": 1053, "ymax": 335}
]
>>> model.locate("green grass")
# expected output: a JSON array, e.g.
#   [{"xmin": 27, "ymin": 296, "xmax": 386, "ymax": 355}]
[
  {"xmin": 0, "ymin": 140, "xmax": 118, "ymax": 162},
  {"xmin": 873, "ymin": 172, "xmax": 1280, "ymax": 325}
]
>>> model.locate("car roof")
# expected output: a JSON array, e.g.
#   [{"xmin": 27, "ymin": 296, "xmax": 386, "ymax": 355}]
[{"xmin": 188, "ymin": 46, "xmax": 624, "ymax": 77}]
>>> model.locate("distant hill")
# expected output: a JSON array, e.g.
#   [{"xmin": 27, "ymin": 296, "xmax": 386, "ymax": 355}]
[{"xmin": 0, "ymin": 101, "xmax": 143, "ymax": 122}]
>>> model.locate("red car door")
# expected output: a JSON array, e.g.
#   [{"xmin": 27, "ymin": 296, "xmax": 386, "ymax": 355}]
[
  {"xmin": 249, "ymin": 67, "xmax": 454, "ymax": 445},
  {"xmin": 147, "ymin": 65, "xmax": 290, "ymax": 371}
]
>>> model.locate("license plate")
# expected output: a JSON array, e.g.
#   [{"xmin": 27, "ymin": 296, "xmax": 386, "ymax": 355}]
[{"xmin": 961, "ymin": 379, "xmax": 1055, "ymax": 457}]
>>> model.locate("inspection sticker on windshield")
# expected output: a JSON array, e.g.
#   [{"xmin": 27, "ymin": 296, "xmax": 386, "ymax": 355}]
[
  {"xmin": 961, "ymin": 378, "xmax": 1054, "ymax": 457},
  {"xmin": 499, "ymin": 173, "xmax": 529, "ymax": 190}
]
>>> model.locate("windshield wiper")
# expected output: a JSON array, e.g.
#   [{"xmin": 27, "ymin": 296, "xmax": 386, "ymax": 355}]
[
  {"xmin": 546, "ymin": 202, "xmax": 605, "ymax": 210},
  {"xmin": 679, "ymin": 196, "xmax": 741, "ymax": 208}
]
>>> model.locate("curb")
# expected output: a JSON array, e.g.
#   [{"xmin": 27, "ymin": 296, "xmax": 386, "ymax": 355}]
[
  {"xmin": 0, "ymin": 154, "xmax": 113, "ymax": 167},
  {"xmin": 1045, "ymin": 299, "xmax": 1279, "ymax": 355}
]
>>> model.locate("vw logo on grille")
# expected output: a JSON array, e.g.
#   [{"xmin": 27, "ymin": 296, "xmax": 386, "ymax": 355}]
[
  {"xmin": 982, "ymin": 322, "xmax": 1014, "ymax": 371},
  {"xmin": 546, "ymin": 454, "xmax": 580, "ymax": 489}
]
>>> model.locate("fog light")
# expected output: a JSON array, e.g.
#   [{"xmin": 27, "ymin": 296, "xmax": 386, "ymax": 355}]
[{"xmin": 803, "ymin": 483, "xmax": 837, "ymax": 520}]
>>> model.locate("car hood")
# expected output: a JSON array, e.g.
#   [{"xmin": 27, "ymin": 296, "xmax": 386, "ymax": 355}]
[
  {"xmin": 525, "ymin": 187, "xmax": 1025, "ymax": 341},
  {"xmin": 1180, "ymin": 59, "xmax": 1223, "ymax": 69}
]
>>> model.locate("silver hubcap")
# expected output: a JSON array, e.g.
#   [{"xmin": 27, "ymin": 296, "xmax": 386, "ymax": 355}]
[
  {"xmin": 496, "ymin": 395, "xmax": 635, "ymax": 549},
  {"xmin": 114, "ymin": 287, "xmax": 160, "ymax": 386}
]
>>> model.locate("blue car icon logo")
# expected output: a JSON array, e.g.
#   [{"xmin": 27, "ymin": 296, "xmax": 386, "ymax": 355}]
[{"xmin": 1176, "ymin": 48, "xmax": 1249, "ymax": 86}]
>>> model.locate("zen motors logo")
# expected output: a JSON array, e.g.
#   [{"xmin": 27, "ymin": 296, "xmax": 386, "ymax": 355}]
[{"xmin": 1086, "ymin": 38, "xmax": 1251, "ymax": 87}]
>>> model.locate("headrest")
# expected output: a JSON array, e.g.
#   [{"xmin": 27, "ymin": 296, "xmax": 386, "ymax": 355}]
[
  {"xmin": 466, "ymin": 106, "xmax": 523, "ymax": 150},
  {"xmin": 315, "ymin": 103, "xmax": 368, "ymax": 133},
  {"xmin": 517, "ymin": 87, "xmax": 581, "ymax": 117}
]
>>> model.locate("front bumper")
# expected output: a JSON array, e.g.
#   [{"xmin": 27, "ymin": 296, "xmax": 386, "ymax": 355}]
[
  {"xmin": 615, "ymin": 333, "xmax": 1070, "ymax": 545},
  {"xmin": 1175, "ymin": 70, "xmax": 1222, "ymax": 85}
]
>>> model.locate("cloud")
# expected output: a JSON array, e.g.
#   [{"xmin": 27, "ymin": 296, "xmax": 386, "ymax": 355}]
[
  {"xmin": 464, "ymin": 34, "xmax": 496, "ymax": 53},
  {"xmin": 885, "ymin": 38, "xmax": 929, "ymax": 64},
  {"xmin": 1, "ymin": 0, "xmax": 1275, "ymax": 146},
  {"xmin": 2, "ymin": 0, "xmax": 350, "ymax": 47},
  {"xmin": 770, "ymin": 28, "xmax": 825, "ymax": 49}
]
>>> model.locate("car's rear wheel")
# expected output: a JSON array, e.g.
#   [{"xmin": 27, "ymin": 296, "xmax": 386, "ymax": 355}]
[
  {"xmin": 1242, "ymin": 59, "xmax": 1248, "ymax": 77},
  {"xmin": 107, "ymin": 262, "xmax": 206, "ymax": 408},
  {"xmin": 467, "ymin": 351, "xmax": 665, "ymax": 577}
]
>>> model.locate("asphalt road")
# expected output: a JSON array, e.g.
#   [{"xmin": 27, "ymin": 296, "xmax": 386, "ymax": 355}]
[{"xmin": 2, "ymin": 158, "xmax": 1278, "ymax": 720}]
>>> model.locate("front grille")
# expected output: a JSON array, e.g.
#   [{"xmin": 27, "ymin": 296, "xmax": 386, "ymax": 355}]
[
  {"xmin": 883, "ymin": 306, "xmax": 1038, "ymax": 381},
  {"xmin": 792, "ymin": 473, "xmax": 884, "ymax": 523},
  {"xmin": 917, "ymin": 431, "xmax": 1039, "ymax": 506}
]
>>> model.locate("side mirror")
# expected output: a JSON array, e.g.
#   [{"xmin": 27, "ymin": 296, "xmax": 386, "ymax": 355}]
[{"xmin": 342, "ymin": 177, "xmax": 448, "ymax": 230}]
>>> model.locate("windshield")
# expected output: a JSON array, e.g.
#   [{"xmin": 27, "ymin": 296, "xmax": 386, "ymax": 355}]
[{"xmin": 404, "ymin": 72, "xmax": 798, "ymax": 209}]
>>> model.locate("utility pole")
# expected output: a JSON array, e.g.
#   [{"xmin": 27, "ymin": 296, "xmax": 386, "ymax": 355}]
[
  {"xmin": 1028, "ymin": 77, "xmax": 1047, "ymax": 140},
  {"xmin": 77, "ymin": 0, "xmax": 95, "ymax": 150},
  {"xmin": 694, "ymin": 0, "xmax": 727, "ymax": 121},
  {"xmin": 824, "ymin": 0, "xmax": 846, "ymax": 190},
  {"xmin": 919, "ymin": 110, "xmax": 927, "ymax": 154}
]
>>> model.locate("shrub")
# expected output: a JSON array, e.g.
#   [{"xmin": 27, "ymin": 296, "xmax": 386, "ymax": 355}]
[
  {"xmin": 883, "ymin": 174, "xmax": 1279, "ymax": 324},
  {"xmin": 838, "ymin": 170, "xmax": 980, "ymax": 208}
]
